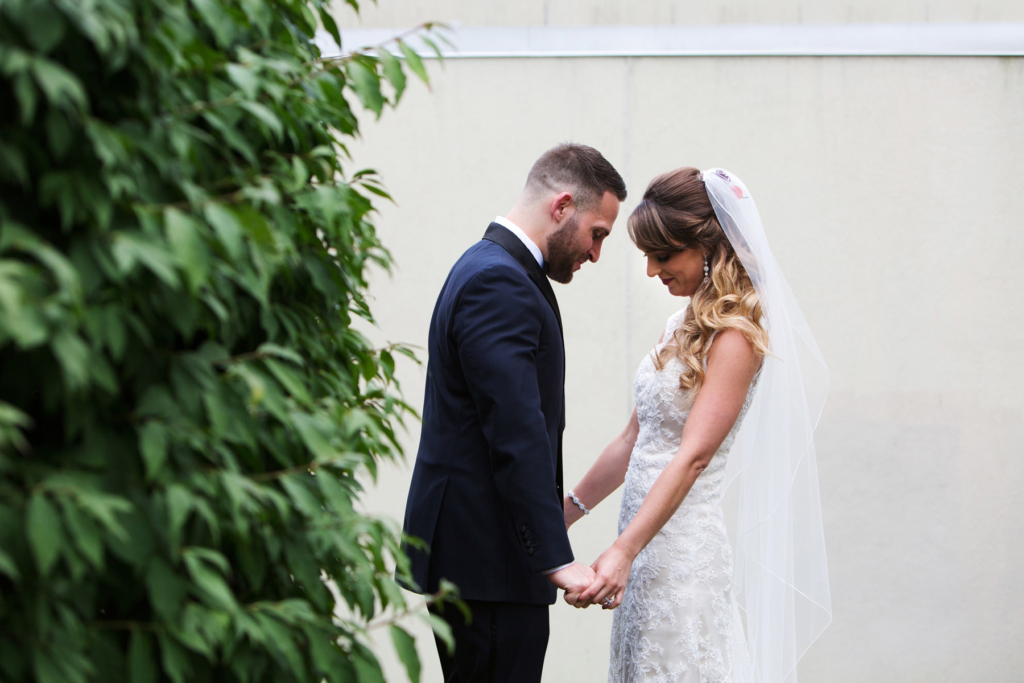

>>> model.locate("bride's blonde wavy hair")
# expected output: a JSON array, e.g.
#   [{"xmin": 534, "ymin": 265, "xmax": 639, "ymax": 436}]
[{"xmin": 628, "ymin": 167, "xmax": 770, "ymax": 397}]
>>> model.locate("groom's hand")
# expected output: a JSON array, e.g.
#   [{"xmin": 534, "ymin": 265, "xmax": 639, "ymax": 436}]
[{"xmin": 546, "ymin": 562, "xmax": 596, "ymax": 608}]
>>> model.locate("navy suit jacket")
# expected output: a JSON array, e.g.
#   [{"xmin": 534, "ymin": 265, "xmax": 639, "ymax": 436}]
[{"xmin": 401, "ymin": 223, "xmax": 574, "ymax": 605}]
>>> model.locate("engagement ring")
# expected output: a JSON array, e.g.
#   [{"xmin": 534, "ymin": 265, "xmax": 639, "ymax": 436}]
[{"xmin": 603, "ymin": 597, "xmax": 614, "ymax": 606}]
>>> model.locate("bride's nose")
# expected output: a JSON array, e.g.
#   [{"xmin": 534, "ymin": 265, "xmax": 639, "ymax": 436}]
[{"xmin": 645, "ymin": 256, "xmax": 660, "ymax": 278}]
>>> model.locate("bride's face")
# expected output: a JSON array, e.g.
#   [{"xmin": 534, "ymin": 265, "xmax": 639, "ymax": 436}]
[{"xmin": 644, "ymin": 247, "xmax": 705, "ymax": 298}]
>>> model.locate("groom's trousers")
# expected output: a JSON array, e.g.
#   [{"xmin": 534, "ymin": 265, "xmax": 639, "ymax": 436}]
[{"xmin": 429, "ymin": 600, "xmax": 549, "ymax": 683}]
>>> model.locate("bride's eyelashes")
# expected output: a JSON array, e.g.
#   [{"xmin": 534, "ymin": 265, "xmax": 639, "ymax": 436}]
[{"xmin": 648, "ymin": 253, "xmax": 671, "ymax": 263}]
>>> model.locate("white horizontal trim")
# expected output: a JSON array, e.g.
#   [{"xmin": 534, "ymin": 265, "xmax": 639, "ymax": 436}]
[{"xmin": 317, "ymin": 23, "xmax": 1024, "ymax": 58}]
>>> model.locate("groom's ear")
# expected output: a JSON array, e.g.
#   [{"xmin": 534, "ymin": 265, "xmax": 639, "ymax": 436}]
[{"xmin": 550, "ymin": 191, "xmax": 574, "ymax": 223}]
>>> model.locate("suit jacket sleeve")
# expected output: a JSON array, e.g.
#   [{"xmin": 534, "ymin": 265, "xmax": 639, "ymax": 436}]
[{"xmin": 452, "ymin": 264, "xmax": 574, "ymax": 574}]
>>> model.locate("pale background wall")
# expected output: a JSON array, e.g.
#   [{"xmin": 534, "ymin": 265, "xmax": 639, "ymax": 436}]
[
  {"xmin": 330, "ymin": 2, "xmax": 1024, "ymax": 682},
  {"xmin": 339, "ymin": 0, "xmax": 1024, "ymax": 26}
]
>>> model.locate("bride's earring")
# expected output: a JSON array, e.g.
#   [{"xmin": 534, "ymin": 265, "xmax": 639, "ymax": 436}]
[{"xmin": 703, "ymin": 257, "xmax": 710, "ymax": 285}]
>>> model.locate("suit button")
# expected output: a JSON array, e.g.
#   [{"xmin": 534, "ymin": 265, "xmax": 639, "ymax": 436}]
[{"xmin": 527, "ymin": 548, "xmax": 535, "ymax": 556}]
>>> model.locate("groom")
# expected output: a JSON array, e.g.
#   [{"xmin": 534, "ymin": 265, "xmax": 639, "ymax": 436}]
[{"xmin": 401, "ymin": 143, "xmax": 626, "ymax": 682}]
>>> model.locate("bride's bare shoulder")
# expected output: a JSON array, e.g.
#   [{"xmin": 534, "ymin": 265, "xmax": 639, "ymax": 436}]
[{"xmin": 707, "ymin": 328, "xmax": 760, "ymax": 378}]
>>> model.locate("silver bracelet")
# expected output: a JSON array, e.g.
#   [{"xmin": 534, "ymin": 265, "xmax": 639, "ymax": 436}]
[{"xmin": 568, "ymin": 490, "xmax": 590, "ymax": 515}]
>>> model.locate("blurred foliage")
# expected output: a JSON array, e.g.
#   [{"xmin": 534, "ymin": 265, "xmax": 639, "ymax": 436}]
[{"xmin": 0, "ymin": 0, "xmax": 452, "ymax": 681}]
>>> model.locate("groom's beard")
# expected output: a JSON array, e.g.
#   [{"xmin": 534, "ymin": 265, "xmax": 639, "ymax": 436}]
[{"xmin": 545, "ymin": 214, "xmax": 584, "ymax": 284}]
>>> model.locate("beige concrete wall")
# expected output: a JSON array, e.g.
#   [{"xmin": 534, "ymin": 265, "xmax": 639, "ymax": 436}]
[
  {"xmin": 337, "ymin": 32, "xmax": 1024, "ymax": 683},
  {"xmin": 335, "ymin": 0, "xmax": 1024, "ymax": 28}
]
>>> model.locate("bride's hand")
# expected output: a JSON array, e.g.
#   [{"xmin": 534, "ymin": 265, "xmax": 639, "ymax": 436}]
[{"xmin": 577, "ymin": 543, "xmax": 633, "ymax": 610}]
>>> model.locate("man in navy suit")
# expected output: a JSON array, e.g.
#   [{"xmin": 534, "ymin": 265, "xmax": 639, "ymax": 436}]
[{"xmin": 401, "ymin": 143, "xmax": 627, "ymax": 682}]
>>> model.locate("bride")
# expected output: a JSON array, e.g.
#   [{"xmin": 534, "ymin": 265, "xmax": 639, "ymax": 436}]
[{"xmin": 564, "ymin": 168, "xmax": 831, "ymax": 683}]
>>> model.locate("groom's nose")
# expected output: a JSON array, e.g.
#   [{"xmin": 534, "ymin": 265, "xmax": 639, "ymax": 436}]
[{"xmin": 588, "ymin": 240, "xmax": 602, "ymax": 263}]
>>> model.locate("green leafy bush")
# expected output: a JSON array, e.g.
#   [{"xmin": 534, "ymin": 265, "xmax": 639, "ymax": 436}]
[{"xmin": 0, "ymin": 1, "xmax": 449, "ymax": 681}]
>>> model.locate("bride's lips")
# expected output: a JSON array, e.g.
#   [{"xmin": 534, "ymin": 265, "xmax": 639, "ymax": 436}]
[{"xmin": 661, "ymin": 278, "xmax": 673, "ymax": 286}]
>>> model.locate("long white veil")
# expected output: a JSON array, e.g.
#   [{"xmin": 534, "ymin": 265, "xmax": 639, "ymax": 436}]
[{"xmin": 702, "ymin": 169, "xmax": 831, "ymax": 683}]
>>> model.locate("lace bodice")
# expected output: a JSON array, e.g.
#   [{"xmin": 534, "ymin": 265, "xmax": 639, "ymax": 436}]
[{"xmin": 608, "ymin": 307, "xmax": 759, "ymax": 683}]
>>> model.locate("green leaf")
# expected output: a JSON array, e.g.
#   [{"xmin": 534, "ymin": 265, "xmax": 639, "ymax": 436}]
[
  {"xmin": 279, "ymin": 475, "xmax": 322, "ymax": 519},
  {"xmin": 52, "ymin": 330, "xmax": 91, "ymax": 391},
  {"xmin": 234, "ymin": 203, "xmax": 275, "ymax": 250},
  {"xmin": 352, "ymin": 648, "xmax": 385, "ymax": 683},
  {"xmin": 139, "ymin": 422, "xmax": 169, "ymax": 481},
  {"xmin": 203, "ymin": 203, "xmax": 244, "ymax": 260},
  {"xmin": 318, "ymin": 6, "xmax": 341, "ymax": 47},
  {"xmin": 257, "ymin": 342, "xmax": 304, "ymax": 365},
  {"xmin": 183, "ymin": 549, "xmax": 237, "ymax": 611},
  {"xmin": 112, "ymin": 232, "xmax": 181, "ymax": 288},
  {"xmin": 166, "ymin": 485, "xmax": 194, "ymax": 550},
  {"xmin": 0, "ymin": 548, "xmax": 21, "ymax": 581},
  {"xmin": 31, "ymin": 57, "xmax": 87, "ymax": 110},
  {"xmin": 377, "ymin": 49, "xmax": 407, "ymax": 103},
  {"xmin": 0, "ymin": 140, "xmax": 29, "ymax": 186},
  {"xmin": 226, "ymin": 63, "xmax": 259, "ymax": 99},
  {"xmin": 45, "ymin": 108, "xmax": 73, "ymax": 158},
  {"xmin": 146, "ymin": 558, "xmax": 187, "ymax": 622},
  {"xmin": 89, "ymin": 351, "xmax": 119, "ymax": 394},
  {"xmin": 32, "ymin": 649, "xmax": 64, "ymax": 683},
  {"xmin": 290, "ymin": 412, "xmax": 334, "ymax": 461},
  {"xmin": 264, "ymin": 358, "xmax": 311, "ymax": 405},
  {"xmin": 419, "ymin": 611, "xmax": 454, "ymax": 655},
  {"xmin": 239, "ymin": 101, "xmax": 283, "ymax": 139},
  {"xmin": 421, "ymin": 36, "xmax": 445, "ymax": 61},
  {"xmin": 190, "ymin": 0, "xmax": 234, "ymax": 48},
  {"xmin": 129, "ymin": 631, "xmax": 158, "ymax": 683},
  {"xmin": 13, "ymin": 71, "xmax": 37, "ymax": 124},
  {"xmin": 380, "ymin": 349, "xmax": 395, "ymax": 380},
  {"xmin": 346, "ymin": 60, "xmax": 385, "ymax": 117},
  {"xmin": 164, "ymin": 208, "xmax": 211, "ymax": 291},
  {"xmin": 27, "ymin": 494, "xmax": 62, "ymax": 575},
  {"xmin": 399, "ymin": 41, "xmax": 429, "ymax": 85},
  {"xmin": 76, "ymin": 492, "xmax": 132, "ymax": 542},
  {"xmin": 58, "ymin": 498, "xmax": 103, "ymax": 569},
  {"xmin": 390, "ymin": 625, "xmax": 421, "ymax": 683},
  {"xmin": 20, "ymin": 4, "xmax": 66, "ymax": 53},
  {"xmin": 157, "ymin": 633, "xmax": 192, "ymax": 683},
  {"xmin": 0, "ymin": 400, "xmax": 32, "ymax": 453}
]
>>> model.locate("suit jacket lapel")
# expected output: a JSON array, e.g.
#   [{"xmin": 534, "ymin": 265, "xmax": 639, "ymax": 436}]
[
  {"xmin": 482, "ymin": 223, "xmax": 566, "ymax": 502},
  {"xmin": 481, "ymin": 223, "xmax": 563, "ymax": 338}
]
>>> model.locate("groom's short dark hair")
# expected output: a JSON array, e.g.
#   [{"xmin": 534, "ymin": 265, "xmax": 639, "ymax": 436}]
[{"xmin": 525, "ymin": 143, "xmax": 627, "ymax": 210}]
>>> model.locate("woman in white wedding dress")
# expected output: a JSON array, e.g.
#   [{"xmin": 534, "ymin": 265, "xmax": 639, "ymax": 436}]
[{"xmin": 564, "ymin": 168, "xmax": 831, "ymax": 683}]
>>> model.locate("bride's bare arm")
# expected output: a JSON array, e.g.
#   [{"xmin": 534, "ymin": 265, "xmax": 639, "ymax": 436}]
[
  {"xmin": 563, "ymin": 407, "xmax": 640, "ymax": 528},
  {"xmin": 563, "ymin": 329, "xmax": 671, "ymax": 530},
  {"xmin": 577, "ymin": 329, "xmax": 761, "ymax": 609}
]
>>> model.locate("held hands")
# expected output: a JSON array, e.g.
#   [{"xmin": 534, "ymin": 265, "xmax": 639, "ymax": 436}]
[
  {"xmin": 575, "ymin": 543, "xmax": 634, "ymax": 610},
  {"xmin": 546, "ymin": 562, "xmax": 596, "ymax": 606}
]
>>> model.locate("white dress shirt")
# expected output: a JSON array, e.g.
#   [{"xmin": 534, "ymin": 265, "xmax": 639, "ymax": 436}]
[
  {"xmin": 492, "ymin": 217, "xmax": 572, "ymax": 576},
  {"xmin": 493, "ymin": 216, "xmax": 544, "ymax": 268}
]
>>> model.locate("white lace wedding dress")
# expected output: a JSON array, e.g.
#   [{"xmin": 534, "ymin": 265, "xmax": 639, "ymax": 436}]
[{"xmin": 608, "ymin": 308, "xmax": 759, "ymax": 683}]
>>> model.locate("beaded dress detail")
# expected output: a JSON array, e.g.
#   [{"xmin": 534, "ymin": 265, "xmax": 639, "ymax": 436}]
[{"xmin": 608, "ymin": 307, "xmax": 758, "ymax": 683}]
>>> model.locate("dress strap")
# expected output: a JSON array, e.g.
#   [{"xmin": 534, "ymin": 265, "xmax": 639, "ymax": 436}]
[
  {"xmin": 662, "ymin": 306, "xmax": 689, "ymax": 343},
  {"xmin": 701, "ymin": 330, "xmax": 720, "ymax": 372}
]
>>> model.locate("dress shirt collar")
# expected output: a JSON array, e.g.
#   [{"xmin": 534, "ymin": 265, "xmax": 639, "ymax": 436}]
[{"xmin": 493, "ymin": 216, "xmax": 544, "ymax": 268}]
